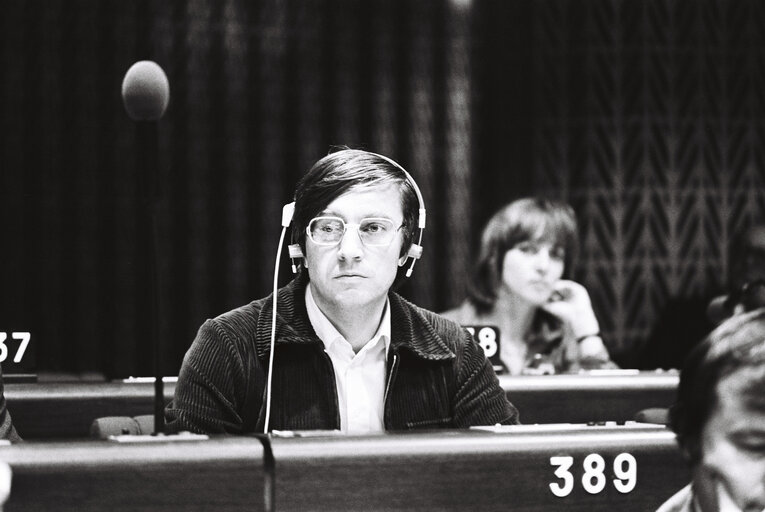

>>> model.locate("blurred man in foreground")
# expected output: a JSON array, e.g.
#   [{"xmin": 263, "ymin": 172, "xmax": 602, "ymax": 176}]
[{"xmin": 659, "ymin": 309, "xmax": 765, "ymax": 512}]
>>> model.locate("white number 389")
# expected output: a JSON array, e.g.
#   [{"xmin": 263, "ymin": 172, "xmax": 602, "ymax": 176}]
[{"xmin": 549, "ymin": 453, "xmax": 637, "ymax": 497}]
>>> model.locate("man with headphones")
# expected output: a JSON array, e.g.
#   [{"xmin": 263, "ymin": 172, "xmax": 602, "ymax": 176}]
[{"xmin": 166, "ymin": 148, "xmax": 518, "ymax": 434}]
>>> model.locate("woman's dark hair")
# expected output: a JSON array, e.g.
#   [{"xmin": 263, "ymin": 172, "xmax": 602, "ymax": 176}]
[
  {"xmin": 291, "ymin": 148, "xmax": 419, "ymax": 266},
  {"xmin": 670, "ymin": 308, "xmax": 765, "ymax": 465},
  {"xmin": 467, "ymin": 198, "xmax": 578, "ymax": 313}
]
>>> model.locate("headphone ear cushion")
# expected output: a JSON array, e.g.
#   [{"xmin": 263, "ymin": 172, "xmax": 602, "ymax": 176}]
[
  {"xmin": 288, "ymin": 244, "xmax": 304, "ymax": 259},
  {"xmin": 288, "ymin": 244, "xmax": 304, "ymax": 274},
  {"xmin": 407, "ymin": 244, "xmax": 423, "ymax": 260}
]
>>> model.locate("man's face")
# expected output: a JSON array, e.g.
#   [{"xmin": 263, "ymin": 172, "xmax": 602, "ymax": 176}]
[
  {"xmin": 304, "ymin": 183, "xmax": 405, "ymax": 313},
  {"xmin": 698, "ymin": 369, "xmax": 765, "ymax": 512}
]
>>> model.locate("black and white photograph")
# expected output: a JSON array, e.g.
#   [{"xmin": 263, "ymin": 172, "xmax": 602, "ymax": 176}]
[{"xmin": 0, "ymin": 1, "xmax": 763, "ymax": 511}]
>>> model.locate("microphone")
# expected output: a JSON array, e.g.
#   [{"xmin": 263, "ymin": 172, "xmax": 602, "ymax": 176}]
[
  {"xmin": 122, "ymin": 60, "xmax": 168, "ymax": 436},
  {"xmin": 121, "ymin": 61, "xmax": 170, "ymax": 121}
]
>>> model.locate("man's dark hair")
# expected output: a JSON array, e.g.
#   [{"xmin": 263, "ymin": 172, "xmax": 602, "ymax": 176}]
[
  {"xmin": 291, "ymin": 148, "xmax": 419, "ymax": 277},
  {"xmin": 670, "ymin": 308, "xmax": 765, "ymax": 464},
  {"xmin": 467, "ymin": 197, "xmax": 578, "ymax": 314}
]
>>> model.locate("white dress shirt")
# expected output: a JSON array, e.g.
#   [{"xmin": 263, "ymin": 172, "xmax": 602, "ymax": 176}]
[{"xmin": 305, "ymin": 284, "xmax": 390, "ymax": 434}]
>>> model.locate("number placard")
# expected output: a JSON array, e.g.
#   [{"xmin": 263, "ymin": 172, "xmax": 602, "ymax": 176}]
[
  {"xmin": 0, "ymin": 331, "xmax": 36, "ymax": 379},
  {"xmin": 463, "ymin": 325, "xmax": 503, "ymax": 372},
  {"xmin": 549, "ymin": 453, "xmax": 637, "ymax": 497}
]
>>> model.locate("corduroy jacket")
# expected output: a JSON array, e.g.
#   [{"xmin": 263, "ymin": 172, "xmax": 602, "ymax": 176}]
[{"xmin": 166, "ymin": 273, "xmax": 519, "ymax": 434}]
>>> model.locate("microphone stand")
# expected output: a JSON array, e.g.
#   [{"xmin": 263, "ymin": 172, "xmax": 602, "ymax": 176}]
[
  {"xmin": 120, "ymin": 61, "xmax": 207, "ymax": 442},
  {"xmin": 135, "ymin": 120, "xmax": 164, "ymax": 435}
]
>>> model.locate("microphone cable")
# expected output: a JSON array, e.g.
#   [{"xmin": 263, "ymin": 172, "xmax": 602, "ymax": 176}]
[{"xmin": 264, "ymin": 202, "xmax": 295, "ymax": 434}]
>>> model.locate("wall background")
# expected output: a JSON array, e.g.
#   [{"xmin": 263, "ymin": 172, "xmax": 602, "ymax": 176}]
[{"xmin": 1, "ymin": 0, "xmax": 762, "ymax": 378}]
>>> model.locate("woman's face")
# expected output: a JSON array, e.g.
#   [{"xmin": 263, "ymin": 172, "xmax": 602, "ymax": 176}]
[{"xmin": 501, "ymin": 239, "xmax": 565, "ymax": 306}]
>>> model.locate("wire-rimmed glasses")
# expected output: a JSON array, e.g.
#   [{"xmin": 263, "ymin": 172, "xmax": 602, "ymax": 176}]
[{"xmin": 307, "ymin": 216, "xmax": 401, "ymax": 247}]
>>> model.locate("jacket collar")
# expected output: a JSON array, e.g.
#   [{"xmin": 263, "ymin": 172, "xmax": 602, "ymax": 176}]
[{"xmin": 254, "ymin": 272, "xmax": 454, "ymax": 361}]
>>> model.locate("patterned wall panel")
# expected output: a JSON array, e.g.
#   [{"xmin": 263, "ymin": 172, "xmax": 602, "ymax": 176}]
[{"xmin": 530, "ymin": 0, "xmax": 765, "ymax": 366}]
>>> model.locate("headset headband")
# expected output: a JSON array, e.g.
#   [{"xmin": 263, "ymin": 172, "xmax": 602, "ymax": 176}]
[{"xmin": 286, "ymin": 151, "xmax": 426, "ymax": 278}]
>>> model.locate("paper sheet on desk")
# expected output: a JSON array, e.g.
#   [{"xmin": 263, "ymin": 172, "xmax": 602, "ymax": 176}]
[
  {"xmin": 108, "ymin": 432, "xmax": 209, "ymax": 443},
  {"xmin": 471, "ymin": 422, "xmax": 667, "ymax": 433},
  {"xmin": 271, "ymin": 429, "xmax": 344, "ymax": 438}
]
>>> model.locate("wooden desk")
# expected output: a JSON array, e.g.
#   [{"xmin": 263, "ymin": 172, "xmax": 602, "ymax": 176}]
[
  {"xmin": 269, "ymin": 424, "xmax": 689, "ymax": 512},
  {"xmin": 499, "ymin": 372, "xmax": 678, "ymax": 424},
  {"xmin": 0, "ymin": 425, "xmax": 687, "ymax": 511},
  {"xmin": 5, "ymin": 372, "xmax": 678, "ymax": 438},
  {"xmin": 0, "ymin": 436, "xmax": 265, "ymax": 512}
]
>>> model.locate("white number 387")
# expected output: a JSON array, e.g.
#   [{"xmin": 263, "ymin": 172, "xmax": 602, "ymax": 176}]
[{"xmin": 0, "ymin": 332, "xmax": 31, "ymax": 364}]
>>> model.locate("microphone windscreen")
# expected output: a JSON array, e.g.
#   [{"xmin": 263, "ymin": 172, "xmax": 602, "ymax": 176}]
[{"xmin": 121, "ymin": 61, "xmax": 170, "ymax": 121}]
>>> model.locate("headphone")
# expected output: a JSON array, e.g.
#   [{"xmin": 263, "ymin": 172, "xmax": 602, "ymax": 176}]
[
  {"xmin": 264, "ymin": 152, "xmax": 426, "ymax": 434},
  {"xmin": 283, "ymin": 152, "xmax": 427, "ymax": 278}
]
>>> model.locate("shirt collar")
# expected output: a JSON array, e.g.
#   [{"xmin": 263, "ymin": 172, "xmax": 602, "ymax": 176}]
[
  {"xmin": 253, "ymin": 272, "xmax": 454, "ymax": 361},
  {"xmin": 305, "ymin": 283, "xmax": 391, "ymax": 355}
]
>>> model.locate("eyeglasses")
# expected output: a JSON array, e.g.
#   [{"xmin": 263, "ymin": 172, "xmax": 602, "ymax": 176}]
[{"xmin": 307, "ymin": 216, "xmax": 402, "ymax": 247}]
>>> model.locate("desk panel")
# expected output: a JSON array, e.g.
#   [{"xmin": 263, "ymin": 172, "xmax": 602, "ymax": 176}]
[
  {"xmin": 270, "ymin": 425, "xmax": 689, "ymax": 512},
  {"xmin": 0, "ymin": 426, "xmax": 688, "ymax": 511},
  {"xmin": 500, "ymin": 372, "xmax": 678, "ymax": 424},
  {"xmin": 0, "ymin": 437, "xmax": 265, "ymax": 512},
  {"xmin": 6, "ymin": 381, "xmax": 176, "ymax": 439}
]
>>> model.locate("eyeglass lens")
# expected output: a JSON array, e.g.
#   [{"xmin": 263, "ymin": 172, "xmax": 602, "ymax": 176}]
[{"xmin": 308, "ymin": 217, "xmax": 395, "ymax": 246}]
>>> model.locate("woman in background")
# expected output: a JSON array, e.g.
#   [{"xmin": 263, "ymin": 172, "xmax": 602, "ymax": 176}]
[{"xmin": 441, "ymin": 197, "xmax": 615, "ymax": 375}]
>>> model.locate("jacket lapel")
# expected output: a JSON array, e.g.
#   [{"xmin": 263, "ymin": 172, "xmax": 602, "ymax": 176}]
[
  {"xmin": 389, "ymin": 293, "xmax": 455, "ymax": 360},
  {"xmin": 254, "ymin": 273, "xmax": 322, "ymax": 360}
]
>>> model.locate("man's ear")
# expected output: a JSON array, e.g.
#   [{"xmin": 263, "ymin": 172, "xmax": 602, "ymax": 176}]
[{"xmin": 398, "ymin": 255, "xmax": 407, "ymax": 267}]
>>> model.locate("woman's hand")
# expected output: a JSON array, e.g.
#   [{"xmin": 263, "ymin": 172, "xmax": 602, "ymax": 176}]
[
  {"xmin": 539, "ymin": 280, "xmax": 613, "ymax": 365},
  {"xmin": 539, "ymin": 279, "xmax": 600, "ymax": 338}
]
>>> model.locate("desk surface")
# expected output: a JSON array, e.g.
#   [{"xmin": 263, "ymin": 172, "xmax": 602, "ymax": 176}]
[
  {"xmin": 0, "ymin": 425, "xmax": 689, "ymax": 512},
  {"xmin": 5, "ymin": 372, "xmax": 679, "ymax": 438}
]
